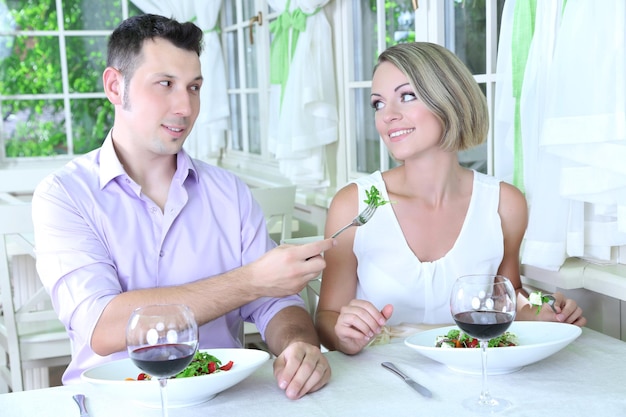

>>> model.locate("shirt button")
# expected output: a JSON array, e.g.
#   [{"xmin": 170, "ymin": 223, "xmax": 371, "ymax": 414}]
[
  {"xmin": 151, "ymin": 207, "xmax": 158, "ymax": 214},
  {"xmin": 159, "ymin": 251, "xmax": 164, "ymax": 257}
]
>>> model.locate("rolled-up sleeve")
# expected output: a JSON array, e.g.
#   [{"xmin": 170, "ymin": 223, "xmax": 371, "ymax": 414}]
[{"xmin": 32, "ymin": 173, "xmax": 121, "ymax": 351}]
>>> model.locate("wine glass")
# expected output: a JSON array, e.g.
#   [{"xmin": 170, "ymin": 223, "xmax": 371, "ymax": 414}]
[
  {"xmin": 126, "ymin": 304, "xmax": 198, "ymax": 417},
  {"xmin": 449, "ymin": 274, "xmax": 516, "ymax": 413}
]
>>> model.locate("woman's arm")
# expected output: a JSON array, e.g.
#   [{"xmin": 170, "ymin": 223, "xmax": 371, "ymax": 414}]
[
  {"xmin": 496, "ymin": 181, "xmax": 528, "ymax": 295},
  {"xmin": 316, "ymin": 184, "xmax": 368, "ymax": 352},
  {"xmin": 497, "ymin": 182, "xmax": 539, "ymax": 320}
]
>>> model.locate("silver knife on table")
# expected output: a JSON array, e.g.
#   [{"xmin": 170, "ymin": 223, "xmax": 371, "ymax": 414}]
[
  {"xmin": 72, "ymin": 394, "xmax": 90, "ymax": 417},
  {"xmin": 381, "ymin": 362, "xmax": 433, "ymax": 398}
]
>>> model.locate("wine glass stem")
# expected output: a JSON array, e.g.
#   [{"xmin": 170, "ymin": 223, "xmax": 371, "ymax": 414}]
[
  {"xmin": 479, "ymin": 339, "xmax": 492, "ymax": 405},
  {"xmin": 159, "ymin": 378, "xmax": 169, "ymax": 417}
]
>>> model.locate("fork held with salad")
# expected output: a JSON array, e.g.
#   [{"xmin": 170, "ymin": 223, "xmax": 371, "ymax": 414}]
[{"xmin": 330, "ymin": 185, "xmax": 393, "ymax": 239}]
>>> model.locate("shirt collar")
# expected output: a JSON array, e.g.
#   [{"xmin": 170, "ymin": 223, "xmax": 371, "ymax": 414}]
[
  {"xmin": 174, "ymin": 148, "xmax": 200, "ymax": 185},
  {"xmin": 98, "ymin": 130, "xmax": 126, "ymax": 190},
  {"xmin": 98, "ymin": 130, "xmax": 200, "ymax": 190}
]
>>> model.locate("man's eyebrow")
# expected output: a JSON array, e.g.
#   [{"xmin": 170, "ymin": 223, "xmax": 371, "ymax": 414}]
[{"xmin": 152, "ymin": 73, "xmax": 203, "ymax": 82}]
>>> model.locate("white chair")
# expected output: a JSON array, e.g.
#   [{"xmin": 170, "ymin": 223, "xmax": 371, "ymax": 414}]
[
  {"xmin": 281, "ymin": 236, "xmax": 324, "ymax": 318},
  {"xmin": 0, "ymin": 167, "xmax": 56, "ymax": 204},
  {"xmin": 281, "ymin": 235, "xmax": 327, "ymax": 353},
  {"xmin": 242, "ymin": 235, "xmax": 325, "ymax": 351},
  {"xmin": 250, "ymin": 185, "xmax": 297, "ymax": 243},
  {"xmin": 0, "ymin": 203, "xmax": 71, "ymax": 392},
  {"xmin": 244, "ymin": 186, "xmax": 297, "ymax": 349}
]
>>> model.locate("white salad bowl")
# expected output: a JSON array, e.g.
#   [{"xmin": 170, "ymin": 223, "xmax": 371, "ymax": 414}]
[
  {"xmin": 81, "ymin": 348, "xmax": 270, "ymax": 408},
  {"xmin": 404, "ymin": 321, "xmax": 582, "ymax": 375}
]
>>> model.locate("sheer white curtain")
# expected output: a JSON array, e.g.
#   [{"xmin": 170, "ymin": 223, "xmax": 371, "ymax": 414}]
[
  {"xmin": 493, "ymin": 0, "xmax": 515, "ymax": 184},
  {"xmin": 496, "ymin": 0, "xmax": 626, "ymax": 270},
  {"xmin": 267, "ymin": 0, "xmax": 337, "ymax": 187},
  {"xmin": 130, "ymin": 0, "xmax": 228, "ymax": 162}
]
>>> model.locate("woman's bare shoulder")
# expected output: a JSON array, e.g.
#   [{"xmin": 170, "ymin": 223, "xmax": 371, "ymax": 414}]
[
  {"xmin": 498, "ymin": 181, "xmax": 528, "ymax": 226},
  {"xmin": 499, "ymin": 181, "xmax": 526, "ymax": 206},
  {"xmin": 329, "ymin": 182, "xmax": 358, "ymax": 208}
]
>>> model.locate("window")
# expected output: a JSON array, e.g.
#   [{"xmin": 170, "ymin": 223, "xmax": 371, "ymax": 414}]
[
  {"xmin": 1, "ymin": 0, "xmax": 504, "ymax": 189},
  {"xmin": 219, "ymin": 0, "xmax": 507, "ymax": 193},
  {"xmin": 341, "ymin": 0, "xmax": 505, "ymax": 182},
  {"xmin": 219, "ymin": 1, "xmax": 287, "ymax": 183},
  {"xmin": 0, "ymin": 0, "xmax": 140, "ymax": 161}
]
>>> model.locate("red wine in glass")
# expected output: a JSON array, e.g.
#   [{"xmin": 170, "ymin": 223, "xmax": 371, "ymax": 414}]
[
  {"xmin": 449, "ymin": 274, "xmax": 516, "ymax": 413},
  {"xmin": 453, "ymin": 311, "xmax": 514, "ymax": 340},
  {"xmin": 126, "ymin": 304, "xmax": 198, "ymax": 417},
  {"xmin": 129, "ymin": 343, "xmax": 195, "ymax": 378}
]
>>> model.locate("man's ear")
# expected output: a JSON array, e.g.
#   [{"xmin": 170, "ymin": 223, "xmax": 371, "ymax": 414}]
[{"xmin": 103, "ymin": 67, "xmax": 123, "ymax": 105}]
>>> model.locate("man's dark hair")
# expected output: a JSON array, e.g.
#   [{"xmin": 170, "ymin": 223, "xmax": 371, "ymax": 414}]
[{"xmin": 107, "ymin": 14, "xmax": 203, "ymax": 81}]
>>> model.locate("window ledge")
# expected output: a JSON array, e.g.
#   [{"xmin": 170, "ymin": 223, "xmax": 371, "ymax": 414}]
[
  {"xmin": 521, "ymin": 258, "xmax": 626, "ymax": 302},
  {"xmin": 220, "ymin": 162, "xmax": 335, "ymax": 209}
]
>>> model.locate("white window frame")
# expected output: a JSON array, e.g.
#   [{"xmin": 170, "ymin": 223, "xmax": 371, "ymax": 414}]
[
  {"xmin": 0, "ymin": 0, "xmax": 136, "ymax": 168},
  {"xmin": 218, "ymin": 1, "xmax": 287, "ymax": 187},
  {"xmin": 337, "ymin": 0, "xmax": 502, "ymax": 188}
]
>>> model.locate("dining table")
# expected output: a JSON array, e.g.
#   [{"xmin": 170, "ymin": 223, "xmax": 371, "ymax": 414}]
[{"xmin": 1, "ymin": 326, "xmax": 624, "ymax": 416}]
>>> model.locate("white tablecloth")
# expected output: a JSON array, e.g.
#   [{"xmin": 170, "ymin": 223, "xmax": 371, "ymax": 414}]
[{"xmin": 1, "ymin": 327, "xmax": 624, "ymax": 416}]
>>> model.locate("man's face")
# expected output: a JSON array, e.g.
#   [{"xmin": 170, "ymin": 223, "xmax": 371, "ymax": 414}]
[{"xmin": 116, "ymin": 37, "xmax": 203, "ymax": 156}]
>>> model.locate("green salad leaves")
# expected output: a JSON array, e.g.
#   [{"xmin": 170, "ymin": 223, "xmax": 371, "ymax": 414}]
[
  {"xmin": 132, "ymin": 351, "xmax": 234, "ymax": 381},
  {"xmin": 435, "ymin": 329, "xmax": 518, "ymax": 348},
  {"xmin": 363, "ymin": 185, "xmax": 393, "ymax": 207},
  {"xmin": 174, "ymin": 351, "xmax": 233, "ymax": 379}
]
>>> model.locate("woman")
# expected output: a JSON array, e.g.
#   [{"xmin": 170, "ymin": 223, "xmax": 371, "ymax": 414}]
[{"xmin": 315, "ymin": 42, "xmax": 586, "ymax": 355}]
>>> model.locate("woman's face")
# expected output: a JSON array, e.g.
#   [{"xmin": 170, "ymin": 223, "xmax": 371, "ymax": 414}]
[{"xmin": 370, "ymin": 61, "xmax": 443, "ymax": 161}]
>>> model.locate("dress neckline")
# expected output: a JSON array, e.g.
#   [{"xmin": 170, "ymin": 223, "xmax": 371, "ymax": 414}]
[{"xmin": 375, "ymin": 170, "xmax": 477, "ymax": 265}]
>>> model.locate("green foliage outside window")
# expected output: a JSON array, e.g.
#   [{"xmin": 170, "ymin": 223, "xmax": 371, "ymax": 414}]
[
  {"xmin": 369, "ymin": 0, "xmax": 416, "ymax": 48},
  {"xmin": 0, "ymin": 0, "xmax": 141, "ymax": 158}
]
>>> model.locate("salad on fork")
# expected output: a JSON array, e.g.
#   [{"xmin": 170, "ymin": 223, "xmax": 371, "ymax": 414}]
[
  {"xmin": 330, "ymin": 186, "xmax": 393, "ymax": 238},
  {"xmin": 528, "ymin": 291, "xmax": 558, "ymax": 315}
]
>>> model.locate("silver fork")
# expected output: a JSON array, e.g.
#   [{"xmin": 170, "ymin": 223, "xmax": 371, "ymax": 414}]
[
  {"xmin": 331, "ymin": 201, "xmax": 378, "ymax": 238},
  {"xmin": 544, "ymin": 295, "xmax": 558, "ymax": 314}
]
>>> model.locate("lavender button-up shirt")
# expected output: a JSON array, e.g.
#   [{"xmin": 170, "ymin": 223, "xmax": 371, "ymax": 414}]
[{"xmin": 32, "ymin": 133, "xmax": 304, "ymax": 384}]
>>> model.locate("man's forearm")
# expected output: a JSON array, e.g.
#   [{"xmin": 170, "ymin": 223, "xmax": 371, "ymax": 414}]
[
  {"xmin": 264, "ymin": 306, "xmax": 320, "ymax": 356},
  {"xmin": 91, "ymin": 267, "xmax": 258, "ymax": 356}
]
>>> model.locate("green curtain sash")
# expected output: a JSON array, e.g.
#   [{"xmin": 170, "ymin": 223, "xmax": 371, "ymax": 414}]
[
  {"xmin": 510, "ymin": 0, "xmax": 536, "ymax": 194},
  {"xmin": 269, "ymin": 4, "xmax": 320, "ymax": 108}
]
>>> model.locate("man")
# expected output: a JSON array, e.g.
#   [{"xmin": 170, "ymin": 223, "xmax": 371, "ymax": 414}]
[{"xmin": 32, "ymin": 14, "xmax": 334, "ymax": 400}]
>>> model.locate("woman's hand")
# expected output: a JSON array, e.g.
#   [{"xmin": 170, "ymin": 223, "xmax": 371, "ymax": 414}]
[
  {"xmin": 547, "ymin": 293, "xmax": 587, "ymax": 327},
  {"xmin": 522, "ymin": 292, "xmax": 587, "ymax": 327},
  {"xmin": 334, "ymin": 300, "xmax": 393, "ymax": 354}
]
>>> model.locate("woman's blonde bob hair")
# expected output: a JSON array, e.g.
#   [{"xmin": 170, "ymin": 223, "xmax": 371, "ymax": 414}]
[{"xmin": 373, "ymin": 42, "xmax": 489, "ymax": 152}]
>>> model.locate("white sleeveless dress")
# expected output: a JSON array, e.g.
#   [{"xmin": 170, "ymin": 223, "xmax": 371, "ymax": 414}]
[{"xmin": 353, "ymin": 170, "xmax": 504, "ymax": 326}]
